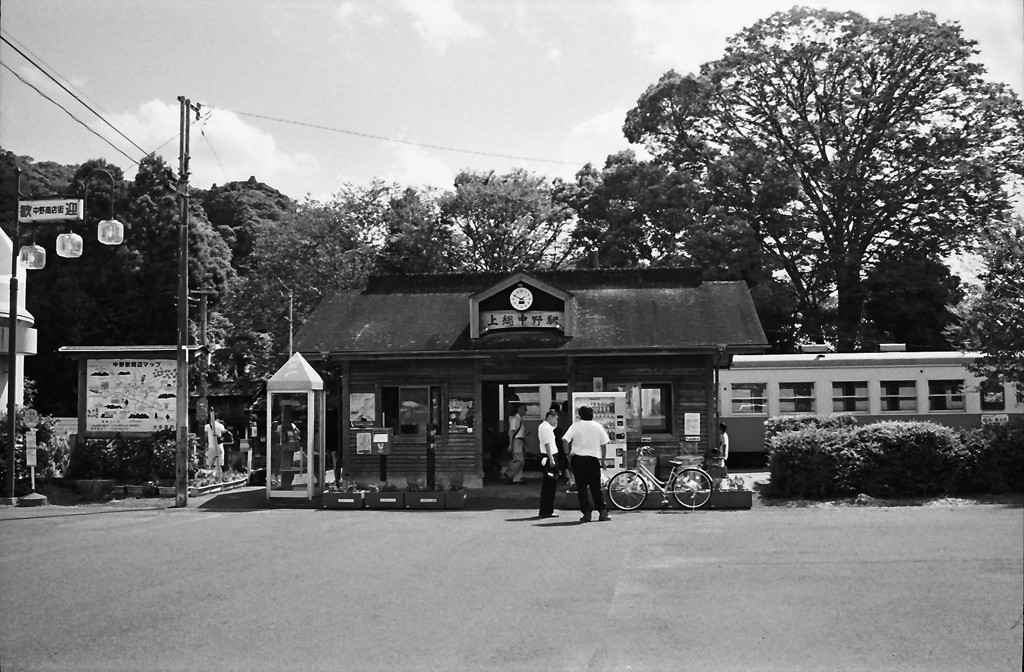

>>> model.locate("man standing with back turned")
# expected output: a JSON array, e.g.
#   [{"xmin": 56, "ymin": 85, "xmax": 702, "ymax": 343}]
[{"xmin": 562, "ymin": 405, "xmax": 611, "ymax": 523}]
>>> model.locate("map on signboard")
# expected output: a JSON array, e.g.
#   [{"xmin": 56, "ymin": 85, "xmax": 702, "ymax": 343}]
[{"xmin": 85, "ymin": 359, "xmax": 177, "ymax": 433}]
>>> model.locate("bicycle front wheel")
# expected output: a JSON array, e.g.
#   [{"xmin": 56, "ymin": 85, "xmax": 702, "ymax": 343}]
[
  {"xmin": 607, "ymin": 470, "xmax": 648, "ymax": 511},
  {"xmin": 671, "ymin": 468, "xmax": 713, "ymax": 509}
]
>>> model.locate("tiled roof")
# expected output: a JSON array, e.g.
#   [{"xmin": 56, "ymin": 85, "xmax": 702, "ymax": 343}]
[{"xmin": 295, "ymin": 271, "xmax": 767, "ymax": 357}]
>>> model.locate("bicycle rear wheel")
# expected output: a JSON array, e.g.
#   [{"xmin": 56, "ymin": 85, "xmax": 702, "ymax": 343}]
[
  {"xmin": 671, "ymin": 468, "xmax": 713, "ymax": 509},
  {"xmin": 607, "ymin": 470, "xmax": 648, "ymax": 511}
]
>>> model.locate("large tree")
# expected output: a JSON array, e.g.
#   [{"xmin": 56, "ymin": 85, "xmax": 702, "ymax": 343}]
[
  {"xmin": 949, "ymin": 217, "xmax": 1024, "ymax": 386},
  {"xmin": 624, "ymin": 9, "xmax": 1024, "ymax": 350}
]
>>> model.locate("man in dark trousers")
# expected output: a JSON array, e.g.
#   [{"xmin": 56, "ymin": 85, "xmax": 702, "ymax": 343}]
[
  {"xmin": 537, "ymin": 408, "xmax": 560, "ymax": 518},
  {"xmin": 562, "ymin": 405, "xmax": 611, "ymax": 523}
]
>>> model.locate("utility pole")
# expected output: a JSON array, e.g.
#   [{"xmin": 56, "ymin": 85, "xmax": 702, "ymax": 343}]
[{"xmin": 175, "ymin": 96, "xmax": 199, "ymax": 507}]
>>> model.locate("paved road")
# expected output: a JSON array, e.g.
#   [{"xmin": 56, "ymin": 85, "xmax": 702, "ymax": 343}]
[{"xmin": 1, "ymin": 496, "xmax": 1021, "ymax": 672}]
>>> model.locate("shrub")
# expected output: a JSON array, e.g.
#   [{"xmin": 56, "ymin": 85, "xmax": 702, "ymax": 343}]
[
  {"xmin": 958, "ymin": 418, "xmax": 1024, "ymax": 494},
  {"xmin": 764, "ymin": 413, "xmax": 859, "ymax": 442},
  {"xmin": 846, "ymin": 422, "xmax": 966, "ymax": 497},
  {"xmin": 767, "ymin": 425, "xmax": 857, "ymax": 498},
  {"xmin": 66, "ymin": 429, "xmax": 189, "ymax": 483}
]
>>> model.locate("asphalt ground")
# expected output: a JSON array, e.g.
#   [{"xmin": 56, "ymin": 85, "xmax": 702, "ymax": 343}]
[{"xmin": 1, "ymin": 476, "xmax": 1021, "ymax": 672}]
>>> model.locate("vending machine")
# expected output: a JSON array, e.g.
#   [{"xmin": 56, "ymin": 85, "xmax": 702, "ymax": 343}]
[{"xmin": 570, "ymin": 391, "xmax": 627, "ymax": 469}]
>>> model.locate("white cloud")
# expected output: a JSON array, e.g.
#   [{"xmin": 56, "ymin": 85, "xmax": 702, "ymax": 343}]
[
  {"xmin": 380, "ymin": 142, "xmax": 456, "ymax": 190},
  {"xmin": 562, "ymin": 107, "xmax": 648, "ymax": 174},
  {"xmin": 108, "ymin": 100, "xmax": 320, "ymax": 196},
  {"xmin": 544, "ymin": 48, "xmax": 562, "ymax": 63},
  {"xmin": 334, "ymin": 0, "xmax": 385, "ymax": 27},
  {"xmin": 398, "ymin": 0, "xmax": 484, "ymax": 52}
]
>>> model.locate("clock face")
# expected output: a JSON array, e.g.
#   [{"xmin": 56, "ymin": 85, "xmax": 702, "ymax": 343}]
[{"xmin": 510, "ymin": 286, "xmax": 534, "ymax": 311}]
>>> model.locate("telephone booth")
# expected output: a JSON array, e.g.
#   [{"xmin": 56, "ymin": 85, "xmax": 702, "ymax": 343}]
[{"xmin": 265, "ymin": 353, "xmax": 325, "ymax": 502}]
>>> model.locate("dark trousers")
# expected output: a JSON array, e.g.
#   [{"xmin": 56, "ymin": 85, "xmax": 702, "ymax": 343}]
[
  {"xmin": 539, "ymin": 467, "xmax": 558, "ymax": 516},
  {"xmin": 570, "ymin": 455, "xmax": 606, "ymax": 515}
]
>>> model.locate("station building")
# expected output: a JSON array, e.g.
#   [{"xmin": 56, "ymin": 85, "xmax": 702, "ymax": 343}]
[{"xmin": 293, "ymin": 268, "xmax": 767, "ymax": 487}]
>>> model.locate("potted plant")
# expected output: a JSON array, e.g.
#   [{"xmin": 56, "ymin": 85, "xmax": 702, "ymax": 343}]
[
  {"xmin": 404, "ymin": 477, "xmax": 445, "ymax": 510},
  {"xmin": 323, "ymin": 479, "xmax": 366, "ymax": 509},
  {"xmin": 364, "ymin": 481, "xmax": 405, "ymax": 509},
  {"xmin": 444, "ymin": 474, "xmax": 468, "ymax": 510}
]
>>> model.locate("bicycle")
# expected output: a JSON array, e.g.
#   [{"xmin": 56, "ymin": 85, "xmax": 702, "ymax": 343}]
[{"xmin": 606, "ymin": 446, "xmax": 714, "ymax": 511}]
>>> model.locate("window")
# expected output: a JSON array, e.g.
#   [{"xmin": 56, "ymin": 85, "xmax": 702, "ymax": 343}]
[
  {"xmin": 832, "ymin": 381, "xmax": 869, "ymax": 413},
  {"xmin": 928, "ymin": 380, "xmax": 965, "ymax": 412},
  {"xmin": 640, "ymin": 384, "xmax": 671, "ymax": 432},
  {"xmin": 980, "ymin": 380, "xmax": 1005, "ymax": 411},
  {"xmin": 779, "ymin": 382, "xmax": 815, "ymax": 414},
  {"xmin": 731, "ymin": 383, "xmax": 767, "ymax": 414},
  {"xmin": 381, "ymin": 385, "xmax": 442, "ymax": 435},
  {"xmin": 881, "ymin": 380, "xmax": 917, "ymax": 412}
]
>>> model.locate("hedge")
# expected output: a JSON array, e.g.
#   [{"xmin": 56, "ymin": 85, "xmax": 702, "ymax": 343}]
[{"xmin": 767, "ymin": 417, "xmax": 1024, "ymax": 499}]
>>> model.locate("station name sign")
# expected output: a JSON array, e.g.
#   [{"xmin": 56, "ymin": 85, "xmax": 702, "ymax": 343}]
[
  {"xmin": 480, "ymin": 310, "xmax": 563, "ymax": 332},
  {"xmin": 18, "ymin": 199, "xmax": 84, "ymax": 223}
]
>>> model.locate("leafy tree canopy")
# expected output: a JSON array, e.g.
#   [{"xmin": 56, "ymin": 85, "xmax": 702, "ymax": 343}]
[{"xmin": 623, "ymin": 8, "xmax": 1024, "ymax": 350}]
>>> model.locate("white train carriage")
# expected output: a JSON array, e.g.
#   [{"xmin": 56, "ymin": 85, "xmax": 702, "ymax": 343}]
[{"xmin": 719, "ymin": 351, "xmax": 1022, "ymax": 458}]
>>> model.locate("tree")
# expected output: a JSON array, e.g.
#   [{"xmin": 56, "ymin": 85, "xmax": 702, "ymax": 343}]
[
  {"xmin": 375, "ymin": 186, "xmax": 454, "ymax": 274},
  {"xmin": 439, "ymin": 169, "xmax": 576, "ymax": 272},
  {"xmin": 217, "ymin": 182, "xmax": 389, "ymax": 380},
  {"xmin": 624, "ymin": 9, "xmax": 1024, "ymax": 350},
  {"xmin": 949, "ymin": 218, "xmax": 1024, "ymax": 386}
]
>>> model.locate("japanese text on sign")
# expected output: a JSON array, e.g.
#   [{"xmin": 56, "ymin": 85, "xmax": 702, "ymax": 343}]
[
  {"xmin": 85, "ymin": 358, "xmax": 177, "ymax": 433},
  {"xmin": 17, "ymin": 199, "xmax": 84, "ymax": 223},
  {"xmin": 480, "ymin": 310, "xmax": 564, "ymax": 332}
]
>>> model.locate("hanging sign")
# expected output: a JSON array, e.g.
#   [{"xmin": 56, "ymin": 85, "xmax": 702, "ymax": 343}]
[
  {"xmin": 18, "ymin": 199, "xmax": 84, "ymax": 223},
  {"xmin": 356, "ymin": 428, "xmax": 392, "ymax": 455}
]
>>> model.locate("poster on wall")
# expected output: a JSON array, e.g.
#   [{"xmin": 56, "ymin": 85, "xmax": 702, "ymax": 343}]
[
  {"xmin": 448, "ymin": 397, "xmax": 474, "ymax": 433},
  {"xmin": 350, "ymin": 393, "xmax": 376, "ymax": 428},
  {"xmin": 85, "ymin": 358, "xmax": 176, "ymax": 433}
]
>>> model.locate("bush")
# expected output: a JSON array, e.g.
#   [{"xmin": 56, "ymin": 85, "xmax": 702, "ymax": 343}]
[
  {"xmin": 767, "ymin": 417, "xmax": 1020, "ymax": 499},
  {"xmin": 764, "ymin": 413, "xmax": 859, "ymax": 442},
  {"xmin": 66, "ymin": 429, "xmax": 188, "ymax": 483},
  {"xmin": 847, "ymin": 422, "xmax": 966, "ymax": 498},
  {"xmin": 958, "ymin": 418, "xmax": 1024, "ymax": 494}
]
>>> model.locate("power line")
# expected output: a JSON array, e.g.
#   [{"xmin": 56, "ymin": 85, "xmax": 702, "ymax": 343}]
[
  {"xmin": 0, "ymin": 61, "xmax": 140, "ymax": 166},
  {"xmin": 0, "ymin": 31, "xmax": 149, "ymax": 158},
  {"xmin": 214, "ymin": 106, "xmax": 582, "ymax": 166}
]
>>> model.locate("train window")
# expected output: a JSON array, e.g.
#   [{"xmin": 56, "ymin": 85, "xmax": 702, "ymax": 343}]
[
  {"xmin": 731, "ymin": 383, "xmax": 767, "ymax": 414},
  {"xmin": 881, "ymin": 380, "xmax": 917, "ymax": 412},
  {"xmin": 928, "ymin": 380, "xmax": 965, "ymax": 411},
  {"xmin": 779, "ymin": 382, "xmax": 815, "ymax": 413},
  {"xmin": 980, "ymin": 380, "xmax": 1005, "ymax": 411},
  {"xmin": 832, "ymin": 381, "xmax": 869, "ymax": 412}
]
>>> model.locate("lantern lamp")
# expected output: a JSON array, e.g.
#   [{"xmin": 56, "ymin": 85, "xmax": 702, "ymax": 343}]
[
  {"xmin": 18, "ymin": 244, "xmax": 47, "ymax": 270},
  {"xmin": 97, "ymin": 219, "xmax": 124, "ymax": 246},
  {"xmin": 56, "ymin": 232, "xmax": 84, "ymax": 258}
]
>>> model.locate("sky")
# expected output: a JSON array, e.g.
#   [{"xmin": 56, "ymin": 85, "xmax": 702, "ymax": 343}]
[{"xmin": 1, "ymin": 0, "xmax": 1022, "ymax": 203}]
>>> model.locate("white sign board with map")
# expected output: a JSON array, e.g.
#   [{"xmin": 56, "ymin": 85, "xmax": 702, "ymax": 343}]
[{"xmin": 86, "ymin": 359, "xmax": 177, "ymax": 433}]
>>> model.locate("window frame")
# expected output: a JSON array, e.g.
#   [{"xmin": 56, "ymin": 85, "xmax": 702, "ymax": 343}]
[
  {"xmin": 731, "ymin": 382, "xmax": 768, "ymax": 415},
  {"xmin": 380, "ymin": 384, "xmax": 444, "ymax": 437},
  {"xmin": 928, "ymin": 379, "xmax": 965, "ymax": 412},
  {"xmin": 880, "ymin": 380, "xmax": 917, "ymax": 413},
  {"xmin": 778, "ymin": 382, "xmax": 815, "ymax": 414},
  {"xmin": 832, "ymin": 381, "xmax": 869, "ymax": 413}
]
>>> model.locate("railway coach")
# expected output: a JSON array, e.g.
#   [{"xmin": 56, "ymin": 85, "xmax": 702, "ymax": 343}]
[{"xmin": 719, "ymin": 349, "xmax": 1022, "ymax": 461}]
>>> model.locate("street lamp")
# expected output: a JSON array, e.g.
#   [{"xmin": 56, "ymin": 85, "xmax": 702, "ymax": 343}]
[{"xmin": 4, "ymin": 167, "xmax": 125, "ymax": 503}]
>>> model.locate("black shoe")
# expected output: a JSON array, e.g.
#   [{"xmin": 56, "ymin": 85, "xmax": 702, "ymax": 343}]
[
  {"xmin": 539, "ymin": 513, "xmax": 558, "ymax": 519},
  {"xmin": 598, "ymin": 511, "xmax": 611, "ymax": 522},
  {"xmin": 579, "ymin": 513, "xmax": 592, "ymax": 523}
]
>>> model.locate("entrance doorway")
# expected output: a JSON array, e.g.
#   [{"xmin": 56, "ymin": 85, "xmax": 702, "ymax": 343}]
[{"xmin": 481, "ymin": 381, "xmax": 569, "ymax": 481}]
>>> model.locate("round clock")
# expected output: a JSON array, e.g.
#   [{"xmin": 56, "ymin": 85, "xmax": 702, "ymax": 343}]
[{"xmin": 510, "ymin": 286, "xmax": 534, "ymax": 311}]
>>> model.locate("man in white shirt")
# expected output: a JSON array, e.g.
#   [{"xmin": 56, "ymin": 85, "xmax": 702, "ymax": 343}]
[
  {"xmin": 562, "ymin": 405, "xmax": 611, "ymax": 523},
  {"xmin": 537, "ymin": 408, "xmax": 560, "ymax": 518},
  {"xmin": 502, "ymin": 403, "xmax": 526, "ymax": 484}
]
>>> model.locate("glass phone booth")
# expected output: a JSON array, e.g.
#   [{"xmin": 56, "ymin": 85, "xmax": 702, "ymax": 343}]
[{"xmin": 265, "ymin": 353, "xmax": 325, "ymax": 502}]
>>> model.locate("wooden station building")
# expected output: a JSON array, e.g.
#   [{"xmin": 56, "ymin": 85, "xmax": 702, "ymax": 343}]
[{"xmin": 293, "ymin": 268, "xmax": 767, "ymax": 487}]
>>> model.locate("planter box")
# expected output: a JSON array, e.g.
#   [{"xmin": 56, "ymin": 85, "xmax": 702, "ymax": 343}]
[
  {"xmin": 445, "ymin": 491, "xmax": 468, "ymax": 510},
  {"xmin": 324, "ymin": 491, "xmax": 365, "ymax": 510},
  {"xmin": 405, "ymin": 492, "xmax": 445, "ymax": 510},
  {"xmin": 705, "ymin": 489, "xmax": 753, "ymax": 510},
  {"xmin": 365, "ymin": 492, "xmax": 405, "ymax": 509}
]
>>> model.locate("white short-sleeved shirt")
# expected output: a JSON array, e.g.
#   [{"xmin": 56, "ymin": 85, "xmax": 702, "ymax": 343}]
[
  {"xmin": 562, "ymin": 420, "xmax": 610, "ymax": 459},
  {"xmin": 538, "ymin": 421, "xmax": 557, "ymax": 457}
]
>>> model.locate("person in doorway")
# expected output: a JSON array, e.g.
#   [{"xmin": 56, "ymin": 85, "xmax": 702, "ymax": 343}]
[
  {"xmin": 501, "ymin": 403, "xmax": 526, "ymax": 484},
  {"xmin": 719, "ymin": 423, "xmax": 730, "ymax": 462},
  {"xmin": 537, "ymin": 408, "xmax": 560, "ymax": 518},
  {"xmin": 562, "ymin": 405, "xmax": 611, "ymax": 523}
]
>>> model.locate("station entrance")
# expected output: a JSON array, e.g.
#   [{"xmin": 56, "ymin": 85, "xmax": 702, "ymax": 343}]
[{"xmin": 480, "ymin": 381, "xmax": 569, "ymax": 481}]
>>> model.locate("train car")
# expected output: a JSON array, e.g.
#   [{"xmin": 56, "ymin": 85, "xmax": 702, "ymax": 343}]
[{"xmin": 719, "ymin": 351, "xmax": 1022, "ymax": 461}]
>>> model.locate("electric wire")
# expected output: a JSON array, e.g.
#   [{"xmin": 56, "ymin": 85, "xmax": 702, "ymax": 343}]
[
  {"xmin": 1, "ymin": 33, "xmax": 149, "ymax": 158},
  {"xmin": 214, "ymin": 106, "xmax": 581, "ymax": 166},
  {"xmin": 0, "ymin": 61, "xmax": 140, "ymax": 166}
]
